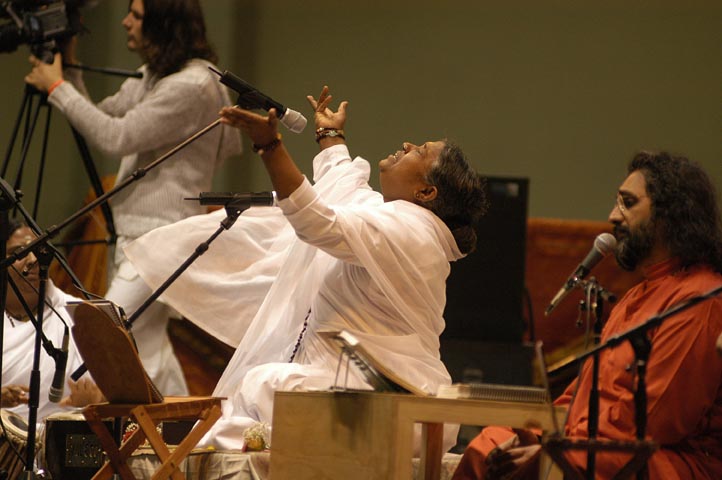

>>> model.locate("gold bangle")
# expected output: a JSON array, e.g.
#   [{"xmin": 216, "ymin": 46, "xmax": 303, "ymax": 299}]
[{"xmin": 252, "ymin": 133, "xmax": 282, "ymax": 155}]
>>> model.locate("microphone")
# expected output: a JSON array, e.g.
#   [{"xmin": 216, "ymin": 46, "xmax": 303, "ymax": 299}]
[
  {"xmin": 545, "ymin": 233, "xmax": 617, "ymax": 316},
  {"xmin": 187, "ymin": 191, "xmax": 277, "ymax": 208},
  {"xmin": 209, "ymin": 67, "xmax": 307, "ymax": 133},
  {"xmin": 48, "ymin": 327, "xmax": 69, "ymax": 403}
]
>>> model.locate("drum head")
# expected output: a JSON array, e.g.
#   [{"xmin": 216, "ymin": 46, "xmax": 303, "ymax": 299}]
[{"xmin": 0, "ymin": 409, "xmax": 28, "ymax": 441}]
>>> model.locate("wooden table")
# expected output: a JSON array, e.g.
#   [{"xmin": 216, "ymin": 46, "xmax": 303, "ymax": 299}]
[{"xmin": 270, "ymin": 390, "xmax": 563, "ymax": 480}]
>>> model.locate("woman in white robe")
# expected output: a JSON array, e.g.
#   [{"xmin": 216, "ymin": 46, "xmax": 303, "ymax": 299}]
[
  {"xmin": 2, "ymin": 223, "xmax": 104, "ymax": 429},
  {"xmin": 126, "ymin": 87, "xmax": 488, "ymax": 452}
]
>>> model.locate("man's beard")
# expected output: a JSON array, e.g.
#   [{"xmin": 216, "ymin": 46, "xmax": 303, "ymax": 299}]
[{"xmin": 613, "ymin": 219, "xmax": 656, "ymax": 271}]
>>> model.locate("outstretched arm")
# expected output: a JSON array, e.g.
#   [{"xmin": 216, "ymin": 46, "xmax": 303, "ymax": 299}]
[
  {"xmin": 219, "ymin": 106, "xmax": 302, "ymax": 200},
  {"xmin": 220, "ymin": 86, "xmax": 349, "ymax": 199}
]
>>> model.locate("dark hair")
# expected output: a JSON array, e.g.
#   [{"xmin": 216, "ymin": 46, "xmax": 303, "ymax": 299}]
[
  {"xmin": 139, "ymin": 0, "xmax": 217, "ymax": 77},
  {"xmin": 424, "ymin": 143, "xmax": 488, "ymax": 254},
  {"xmin": 629, "ymin": 151, "xmax": 722, "ymax": 272},
  {"xmin": 7, "ymin": 218, "xmax": 25, "ymax": 236}
]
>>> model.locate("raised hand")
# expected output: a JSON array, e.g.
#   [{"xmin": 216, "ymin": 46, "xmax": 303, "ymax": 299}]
[
  {"xmin": 219, "ymin": 106, "xmax": 280, "ymax": 148},
  {"xmin": 306, "ymin": 85, "xmax": 348, "ymax": 131}
]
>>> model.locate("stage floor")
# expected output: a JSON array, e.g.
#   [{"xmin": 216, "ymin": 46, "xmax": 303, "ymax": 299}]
[{"xmin": 127, "ymin": 448, "xmax": 462, "ymax": 479}]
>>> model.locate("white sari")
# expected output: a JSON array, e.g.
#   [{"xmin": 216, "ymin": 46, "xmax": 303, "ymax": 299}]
[{"xmin": 125, "ymin": 145, "xmax": 463, "ymax": 451}]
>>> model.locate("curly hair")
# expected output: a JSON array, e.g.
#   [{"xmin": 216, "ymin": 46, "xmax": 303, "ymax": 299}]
[
  {"xmin": 138, "ymin": 0, "xmax": 217, "ymax": 78},
  {"xmin": 629, "ymin": 151, "xmax": 722, "ymax": 273},
  {"xmin": 423, "ymin": 143, "xmax": 488, "ymax": 255}
]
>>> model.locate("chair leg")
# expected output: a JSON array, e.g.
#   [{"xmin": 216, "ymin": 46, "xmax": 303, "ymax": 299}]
[
  {"xmin": 151, "ymin": 404, "xmax": 222, "ymax": 480},
  {"xmin": 84, "ymin": 412, "xmax": 139, "ymax": 480},
  {"xmin": 132, "ymin": 406, "xmax": 185, "ymax": 480}
]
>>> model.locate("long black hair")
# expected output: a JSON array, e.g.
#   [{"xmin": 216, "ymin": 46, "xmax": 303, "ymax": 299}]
[
  {"xmin": 424, "ymin": 142, "xmax": 488, "ymax": 254},
  {"xmin": 630, "ymin": 151, "xmax": 722, "ymax": 273}
]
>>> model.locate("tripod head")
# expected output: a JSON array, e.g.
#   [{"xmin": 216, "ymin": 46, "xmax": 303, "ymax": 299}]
[{"xmin": 0, "ymin": 1, "xmax": 87, "ymax": 63}]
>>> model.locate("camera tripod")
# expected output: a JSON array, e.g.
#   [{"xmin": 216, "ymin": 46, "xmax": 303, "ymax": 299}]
[{"xmin": 2, "ymin": 83, "xmax": 116, "ymax": 241}]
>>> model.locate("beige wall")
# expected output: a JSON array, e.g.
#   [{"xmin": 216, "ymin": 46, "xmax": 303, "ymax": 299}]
[{"xmin": 1, "ymin": 0, "xmax": 720, "ymax": 228}]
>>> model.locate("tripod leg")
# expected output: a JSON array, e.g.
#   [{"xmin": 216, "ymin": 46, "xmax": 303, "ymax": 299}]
[{"xmin": 1, "ymin": 86, "xmax": 36, "ymax": 178}]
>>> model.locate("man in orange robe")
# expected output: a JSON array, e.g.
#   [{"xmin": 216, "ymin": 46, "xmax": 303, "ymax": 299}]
[{"xmin": 453, "ymin": 151, "xmax": 722, "ymax": 480}]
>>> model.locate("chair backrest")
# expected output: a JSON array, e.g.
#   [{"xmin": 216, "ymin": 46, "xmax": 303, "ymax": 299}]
[{"xmin": 70, "ymin": 301, "xmax": 163, "ymax": 404}]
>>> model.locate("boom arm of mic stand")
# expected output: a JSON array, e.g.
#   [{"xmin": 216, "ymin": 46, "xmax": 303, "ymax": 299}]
[
  {"xmin": 0, "ymin": 118, "xmax": 223, "ymax": 272},
  {"xmin": 71, "ymin": 202, "xmax": 244, "ymax": 381},
  {"xmin": 7, "ymin": 276, "xmax": 61, "ymax": 358},
  {"xmin": 63, "ymin": 63, "xmax": 144, "ymax": 79},
  {"xmin": 12, "ymin": 197, "xmax": 92, "ymax": 300},
  {"xmin": 550, "ymin": 283, "xmax": 722, "ymax": 376}
]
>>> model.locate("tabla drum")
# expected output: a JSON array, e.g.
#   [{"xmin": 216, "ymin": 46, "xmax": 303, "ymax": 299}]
[
  {"xmin": 40, "ymin": 411, "xmax": 113, "ymax": 480},
  {"xmin": 0, "ymin": 409, "xmax": 30, "ymax": 479}
]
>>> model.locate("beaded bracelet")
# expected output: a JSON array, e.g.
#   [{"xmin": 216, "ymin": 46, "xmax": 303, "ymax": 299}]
[
  {"xmin": 252, "ymin": 133, "xmax": 282, "ymax": 155},
  {"xmin": 315, "ymin": 128, "xmax": 345, "ymax": 143}
]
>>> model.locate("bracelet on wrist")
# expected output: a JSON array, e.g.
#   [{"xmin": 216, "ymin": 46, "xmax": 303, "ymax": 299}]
[
  {"xmin": 47, "ymin": 79, "xmax": 64, "ymax": 95},
  {"xmin": 315, "ymin": 128, "xmax": 345, "ymax": 143},
  {"xmin": 252, "ymin": 133, "xmax": 282, "ymax": 155}
]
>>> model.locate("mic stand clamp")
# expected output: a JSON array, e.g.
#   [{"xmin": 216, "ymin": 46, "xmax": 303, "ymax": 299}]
[{"xmin": 575, "ymin": 277, "xmax": 616, "ymax": 338}]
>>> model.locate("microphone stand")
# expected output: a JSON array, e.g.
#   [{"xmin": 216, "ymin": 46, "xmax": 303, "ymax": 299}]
[
  {"xmin": 575, "ymin": 277, "xmax": 616, "ymax": 477},
  {"xmin": 543, "ymin": 283, "xmax": 722, "ymax": 480},
  {"xmin": 62, "ymin": 62, "xmax": 143, "ymax": 80},
  {"xmin": 0, "ymin": 190, "xmax": 12, "ymax": 457},
  {"xmin": 0, "ymin": 117, "xmax": 223, "ymax": 270},
  {"xmin": 2, "ymin": 84, "xmax": 116, "ymax": 242},
  {"xmin": 66, "ymin": 200, "xmax": 252, "ymax": 468},
  {"xmin": 71, "ymin": 199, "xmax": 251, "ymax": 381},
  {"xmin": 0, "ymin": 180, "xmax": 84, "ymax": 479},
  {"xmin": 0, "ymin": 115, "xmax": 223, "ymax": 477},
  {"xmin": 18, "ymin": 241, "xmax": 53, "ymax": 480}
]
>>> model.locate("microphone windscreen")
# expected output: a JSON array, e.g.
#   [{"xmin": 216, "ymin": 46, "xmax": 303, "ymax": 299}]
[
  {"xmin": 595, "ymin": 233, "xmax": 617, "ymax": 255},
  {"xmin": 280, "ymin": 109, "xmax": 307, "ymax": 133}
]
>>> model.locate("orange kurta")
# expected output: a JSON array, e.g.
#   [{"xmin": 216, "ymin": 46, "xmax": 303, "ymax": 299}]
[{"xmin": 454, "ymin": 259, "xmax": 722, "ymax": 479}]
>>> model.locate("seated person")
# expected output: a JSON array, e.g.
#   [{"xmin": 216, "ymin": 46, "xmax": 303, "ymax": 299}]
[
  {"xmin": 125, "ymin": 86, "xmax": 488, "ymax": 452},
  {"xmin": 3, "ymin": 220, "xmax": 104, "ymax": 428},
  {"xmin": 452, "ymin": 152, "xmax": 722, "ymax": 480}
]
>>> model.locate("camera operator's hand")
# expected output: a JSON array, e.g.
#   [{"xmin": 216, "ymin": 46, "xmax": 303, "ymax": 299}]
[{"xmin": 25, "ymin": 52, "xmax": 64, "ymax": 93}]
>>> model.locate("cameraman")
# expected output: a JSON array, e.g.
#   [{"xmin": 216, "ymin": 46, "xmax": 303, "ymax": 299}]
[{"xmin": 25, "ymin": 0, "xmax": 242, "ymax": 395}]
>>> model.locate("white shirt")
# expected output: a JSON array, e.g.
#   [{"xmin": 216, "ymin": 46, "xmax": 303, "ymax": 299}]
[{"xmin": 3, "ymin": 284, "xmax": 84, "ymax": 424}]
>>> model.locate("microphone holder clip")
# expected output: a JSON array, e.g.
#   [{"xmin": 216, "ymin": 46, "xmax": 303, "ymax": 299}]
[{"xmin": 576, "ymin": 277, "xmax": 616, "ymax": 339}]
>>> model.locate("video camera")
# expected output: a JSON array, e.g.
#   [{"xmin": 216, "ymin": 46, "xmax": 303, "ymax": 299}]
[{"xmin": 0, "ymin": 0, "xmax": 85, "ymax": 63}]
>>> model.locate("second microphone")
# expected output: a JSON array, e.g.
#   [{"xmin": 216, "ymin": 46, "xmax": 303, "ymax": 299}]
[{"xmin": 190, "ymin": 191, "xmax": 278, "ymax": 208}]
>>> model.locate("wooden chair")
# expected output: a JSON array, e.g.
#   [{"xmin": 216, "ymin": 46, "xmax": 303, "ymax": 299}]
[
  {"xmin": 83, "ymin": 396, "xmax": 222, "ymax": 480},
  {"xmin": 71, "ymin": 301, "xmax": 223, "ymax": 480}
]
